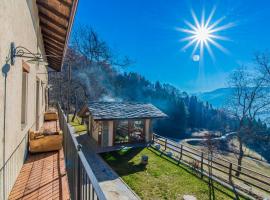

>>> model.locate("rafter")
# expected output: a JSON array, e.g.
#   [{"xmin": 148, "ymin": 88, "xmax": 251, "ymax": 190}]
[
  {"xmin": 37, "ymin": 1, "xmax": 69, "ymax": 21},
  {"xmin": 39, "ymin": 11, "xmax": 68, "ymax": 31},
  {"xmin": 40, "ymin": 21, "xmax": 66, "ymax": 38},
  {"xmin": 42, "ymin": 29, "xmax": 66, "ymax": 43},
  {"xmin": 44, "ymin": 41, "xmax": 64, "ymax": 51}
]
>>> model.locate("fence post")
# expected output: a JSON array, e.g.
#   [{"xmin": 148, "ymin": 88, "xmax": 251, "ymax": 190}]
[
  {"xmin": 201, "ymin": 153, "xmax": 204, "ymax": 178},
  {"xmin": 179, "ymin": 145, "xmax": 183, "ymax": 163},
  {"xmin": 164, "ymin": 139, "xmax": 167, "ymax": 151},
  {"xmin": 77, "ymin": 144, "xmax": 82, "ymax": 200},
  {"xmin": 229, "ymin": 163, "xmax": 232, "ymax": 182}
]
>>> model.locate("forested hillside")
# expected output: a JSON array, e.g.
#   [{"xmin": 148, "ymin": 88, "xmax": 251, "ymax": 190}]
[
  {"xmin": 51, "ymin": 55, "xmax": 238, "ymax": 138},
  {"xmin": 49, "ymin": 26, "xmax": 267, "ymax": 139}
]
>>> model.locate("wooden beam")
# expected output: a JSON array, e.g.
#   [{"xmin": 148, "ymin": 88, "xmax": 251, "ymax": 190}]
[
  {"xmin": 39, "ymin": 11, "xmax": 68, "ymax": 31},
  {"xmin": 44, "ymin": 41, "xmax": 64, "ymax": 52},
  {"xmin": 58, "ymin": 0, "xmax": 73, "ymax": 8},
  {"xmin": 42, "ymin": 29, "xmax": 65, "ymax": 43},
  {"xmin": 44, "ymin": 45, "xmax": 63, "ymax": 56},
  {"xmin": 40, "ymin": 21, "xmax": 66, "ymax": 38},
  {"xmin": 45, "ymin": 51, "xmax": 62, "ymax": 59},
  {"xmin": 43, "ymin": 34, "xmax": 65, "ymax": 46},
  {"xmin": 37, "ymin": 1, "xmax": 69, "ymax": 21},
  {"xmin": 44, "ymin": 48, "xmax": 63, "ymax": 58},
  {"xmin": 47, "ymin": 58, "xmax": 61, "ymax": 65},
  {"xmin": 47, "ymin": 57, "xmax": 61, "ymax": 64}
]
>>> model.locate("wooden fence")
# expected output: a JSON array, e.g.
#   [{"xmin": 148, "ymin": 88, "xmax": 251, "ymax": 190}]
[{"xmin": 152, "ymin": 134, "xmax": 270, "ymax": 199}]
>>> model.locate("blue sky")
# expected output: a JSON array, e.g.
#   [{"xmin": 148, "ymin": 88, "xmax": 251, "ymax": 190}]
[{"xmin": 73, "ymin": 0, "xmax": 270, "ymax": 92}]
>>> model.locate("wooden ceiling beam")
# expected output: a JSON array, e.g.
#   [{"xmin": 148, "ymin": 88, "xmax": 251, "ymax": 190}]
[
  {"xmin": 43, "ymin": 34, "xmax": 65, "ymax": 46},
  {"xmin": 44, "ymin": 45, "xmax": 62, "ymax": 55},
  {"xmin": 44, "ymin": 40, "xmax": 64, "ymax": 50},
  {"xmin": 39, "ymin": 11, "xmax": 68, "ymax": 31},
  {"xmin": 40, "ymin": 21, "xmax": 66, "ymax": 38},
  {"xmin": 58, "ymin": 0, "xmax": 73, "ymax": 8},
  {"xmin": 42, "ymin": 29, "xmax": 65, "ymax": 43},
  {"xmin": 44, "ymin": 41, "xmax": 64, "ymax": 52},
  {"xmin": 47, "ymin": 57, "xmax": 62, "ymax": 64},
  {"xmin": 37, "ymin": 1, "xmax": 69, "ymax": 21},
  {"xmin": 47, "ymin": 59, "xmax": 61, "ymax": 65},
  {"xmin": 45, "ymin": 48, "xmax": 63, "ymax": 57}
]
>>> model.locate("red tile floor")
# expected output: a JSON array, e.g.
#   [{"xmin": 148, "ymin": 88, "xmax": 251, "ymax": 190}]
[
  {"xmin": 8, "ymin": 149, "xmax": 70, "ymax": 200},
  {"xmin": 8, "ymin": 118, "xmax": 70, "ymax": 200}
]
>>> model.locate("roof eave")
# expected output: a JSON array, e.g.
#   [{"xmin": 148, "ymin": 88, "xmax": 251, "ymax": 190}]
[{"xmin": 59, "ymin": 0, "xmax": 79, "ymax": 72}]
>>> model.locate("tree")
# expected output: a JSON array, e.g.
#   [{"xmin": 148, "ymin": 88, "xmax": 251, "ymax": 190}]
[
  {"xmin": 227, "ymin": 63, "xmax": 270, "ymax": 176},
  {"xmin": 49, "ymin": 25, "xmax": 131, "ymax": 113}
]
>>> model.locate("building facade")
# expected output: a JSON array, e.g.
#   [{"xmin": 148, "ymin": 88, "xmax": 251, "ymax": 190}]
[{"xmin": 0, "ymin": 1, "xmax": 77, "ymax": 199}]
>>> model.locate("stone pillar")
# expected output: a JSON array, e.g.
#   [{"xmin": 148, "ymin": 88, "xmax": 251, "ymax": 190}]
[{"xmin": 108, "ymin": 121, "xmax": 114, "ymax": 146}]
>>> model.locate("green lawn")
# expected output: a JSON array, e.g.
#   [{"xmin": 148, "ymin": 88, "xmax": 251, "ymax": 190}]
[
  {"xmin": 101, "ymin": 147, "xmax": 246, "ymax": 200},
  {"xmin": 68, "ymin": 115, "xmax": 87, "ymax": 133}
]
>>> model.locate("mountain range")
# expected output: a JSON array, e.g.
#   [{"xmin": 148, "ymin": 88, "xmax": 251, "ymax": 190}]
[{"xmin": 197, "ymin": 88, "xmax": 233, "ymax": 108}]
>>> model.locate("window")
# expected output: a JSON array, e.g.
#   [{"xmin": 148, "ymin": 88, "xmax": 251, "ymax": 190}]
[
  {"xmin": 114, "ymin": 119, "xmax": 145, "ymax": 144},
  {"xmin": 129, "ymin": 120, "xmax": 145, "ymax": 142},
  {"xmin": 21, "ymin": 71, "xmax": 28, "ymax": 126},
  {"xmin": 115, "ymin": 120, "xmax": 129, "ymax": 144}
]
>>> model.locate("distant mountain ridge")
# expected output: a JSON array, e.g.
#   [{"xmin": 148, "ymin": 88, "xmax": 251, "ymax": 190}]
[{"xmin": 197, "ymin": 88, "xmax": 233, "ymax": 108}]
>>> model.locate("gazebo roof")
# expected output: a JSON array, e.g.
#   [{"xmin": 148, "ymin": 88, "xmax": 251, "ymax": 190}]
[{"xmin": 79, "ymin": 102, "xmax": 167, "ymax": 120}]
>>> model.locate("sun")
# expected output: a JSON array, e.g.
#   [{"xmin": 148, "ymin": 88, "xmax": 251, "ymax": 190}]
[
  {"xmin": 196, "ymin": 26, "xmax": 210, "ymax": 42},
  {"xmin": 177, "ymin": 7, "xmax": 235, "ymax": 60}
]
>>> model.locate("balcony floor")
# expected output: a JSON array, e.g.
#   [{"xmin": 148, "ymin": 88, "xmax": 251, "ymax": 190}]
[{"xmin": 8, "ymin": 149, "xmax": 70, "ymax": 200}]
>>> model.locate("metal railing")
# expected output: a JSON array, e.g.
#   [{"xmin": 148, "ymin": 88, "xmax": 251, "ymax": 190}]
[
  {"xmin": 58, "ymin": 103, "xmax": 107, "ymax": 200},
  {"xmin": 0, "ymin": 130, "xmax": 28, "ymax": 200}
]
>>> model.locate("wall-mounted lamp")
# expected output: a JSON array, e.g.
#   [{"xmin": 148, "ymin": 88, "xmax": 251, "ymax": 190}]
[
  {"xmin": 8, "ymin": 42, "xmax": 60, "ymax": 66},
  {"xmin": 9, "ymin": 42, "xmax": 47, "ymax": 65}
]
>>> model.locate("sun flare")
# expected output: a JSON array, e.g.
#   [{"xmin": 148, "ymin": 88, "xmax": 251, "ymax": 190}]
[{"xmin": 177, "ymin": 7, "xmax": 234, "ymax": 60}]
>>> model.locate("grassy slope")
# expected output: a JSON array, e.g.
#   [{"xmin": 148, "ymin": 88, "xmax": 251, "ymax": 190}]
[{"xmin": 101, "ymin": 147, "xmax": 244, "ymax": 200}]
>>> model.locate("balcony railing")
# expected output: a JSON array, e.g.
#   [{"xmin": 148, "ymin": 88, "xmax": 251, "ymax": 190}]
[
  {"xmin": 58, "ymin": 103, "xmax": 107, "ymax": 200},
  {"xmin": 0, "ymin": 128, "xmax": 28, "ymax": 200}
]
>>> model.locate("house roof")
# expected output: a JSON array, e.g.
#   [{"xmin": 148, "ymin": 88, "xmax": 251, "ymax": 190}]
[
  {"xmin": 37, "ymin": 0, "xmax": 78, "ymax": 71},
  {"xmin": 81, "ymin": 102, "xmax": 167, "ymax": 120}
]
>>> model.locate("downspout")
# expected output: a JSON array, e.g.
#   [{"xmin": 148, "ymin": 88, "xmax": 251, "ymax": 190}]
[{"xmin": 2, "ymin": 62, "xmax": 10, "ymax": 200}]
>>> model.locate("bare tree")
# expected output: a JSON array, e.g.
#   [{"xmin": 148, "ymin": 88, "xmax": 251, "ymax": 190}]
[
  {"xmin": 227, "ymin": 60, "xmax": 270, "ymax": 176},
  {"xmin": 49, "ymin": 25, "xmax": 132, "ymax": 115},
  {"xmin": 72, "ymin": 25, "xmax": 132, "ymax": 67}
]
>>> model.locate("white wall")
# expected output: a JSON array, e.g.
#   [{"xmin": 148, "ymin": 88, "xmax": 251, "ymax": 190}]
[{"xmin": 0, "ymin": 0, "xmax": 48, "ymax": 199}]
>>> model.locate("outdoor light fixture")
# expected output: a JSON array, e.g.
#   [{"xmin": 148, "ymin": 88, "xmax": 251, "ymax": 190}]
[{"xmin": 8, "ymin": 42, "xmax": 59, "ymax": 66}]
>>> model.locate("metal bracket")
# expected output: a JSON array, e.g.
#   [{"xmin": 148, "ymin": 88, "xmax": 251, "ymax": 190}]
[
  {"xmin": 8, "ymin": 42, "xmax": 60, "ymax": 66},
  {"xmin": 10, "ymin": 42, "xmax": 43, "ymax": 65},
  {"xmin": 77, "ymin": 144, "xmax": 82, "ymax": 151}
]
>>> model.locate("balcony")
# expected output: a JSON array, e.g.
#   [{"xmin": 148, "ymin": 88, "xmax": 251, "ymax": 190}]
[
  {"xmin": 8, "ymin": 149, "xmax": 69, "ymax": 200},
  {"xmin": 6, "ymin": 105, "xmax": 107, "ymax": 200}
]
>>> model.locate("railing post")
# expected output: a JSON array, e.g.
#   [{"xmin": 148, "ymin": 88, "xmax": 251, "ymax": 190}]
[
  {"xmin": 77, "ymin": 144, "xmax": 82, "ymax": 200},
  {"xmin": 229, "ymin": 163, "xmax": 232, "ymax": 182},
  {"xmin": 201, "ymin": 153, "xmax": 204, "ymax": 178}
]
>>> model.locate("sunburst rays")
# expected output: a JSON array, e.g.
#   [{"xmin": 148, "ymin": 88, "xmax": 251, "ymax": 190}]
[{"xmin": 177, "ymin": 7, "xmax": 234, "ymax": 61}]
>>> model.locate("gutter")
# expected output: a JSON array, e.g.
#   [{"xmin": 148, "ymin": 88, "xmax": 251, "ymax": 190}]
[{"xmin": 59, "ymin": 0, "xmax": 79, "ymax": 72}]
